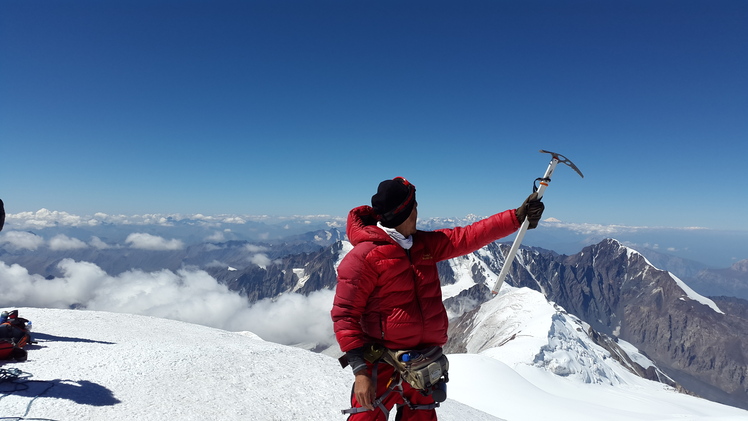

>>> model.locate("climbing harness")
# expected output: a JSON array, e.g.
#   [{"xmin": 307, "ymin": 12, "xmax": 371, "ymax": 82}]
[{"xmin": 340, "ymin": 345, "xmax": 449, "ymax": 417}]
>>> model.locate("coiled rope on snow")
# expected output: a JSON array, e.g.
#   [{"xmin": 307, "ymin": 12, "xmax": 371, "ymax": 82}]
[{"xmin": 0, "ymin": 368, "xmax": 57, "ymax": 421}]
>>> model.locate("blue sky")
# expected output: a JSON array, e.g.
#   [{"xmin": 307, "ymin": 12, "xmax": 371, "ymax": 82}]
[{"xmin": 1, "ymin": 0, "xmax": 746, "ymax": 230}]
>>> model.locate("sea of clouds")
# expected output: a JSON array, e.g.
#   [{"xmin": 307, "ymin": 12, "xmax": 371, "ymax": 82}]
[{"xmin": 1, "ymin": 251, "xmax": 337, "ymax": 348}]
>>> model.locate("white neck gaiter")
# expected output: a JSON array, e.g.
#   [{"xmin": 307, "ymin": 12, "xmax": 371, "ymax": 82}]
[{"xmin": 377, "ymin": 222, "xmax": 413, "ymax": 250}]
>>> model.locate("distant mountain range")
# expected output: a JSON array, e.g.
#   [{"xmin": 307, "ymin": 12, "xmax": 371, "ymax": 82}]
[
  {"xmin": 2, "ymin": 214, "xmax": 748, "ymax": 410},
  {"xmin": 4, "ymin": 209, "xmax": 748, "ymax": 267}
]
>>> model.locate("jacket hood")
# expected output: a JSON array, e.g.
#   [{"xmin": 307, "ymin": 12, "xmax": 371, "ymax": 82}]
[{"xmin": 346, "ymin": 205, "xmax": 391, "ymax": 246}]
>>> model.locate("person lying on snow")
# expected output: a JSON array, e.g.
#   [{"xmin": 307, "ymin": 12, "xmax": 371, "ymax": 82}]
[{"xmin": 331, "ymin": 177, "xmax": 544, "ymax": 420}]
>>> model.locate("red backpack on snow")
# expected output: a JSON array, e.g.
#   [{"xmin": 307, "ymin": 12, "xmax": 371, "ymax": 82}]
[{"xmin": 0, "ymin": 310, "xmax": 30, "ymax": 362}]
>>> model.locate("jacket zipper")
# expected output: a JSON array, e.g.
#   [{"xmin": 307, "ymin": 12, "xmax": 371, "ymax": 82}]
[{"xmin": 406, "ymin": 248, "xmax": 425, "ymax": 342}]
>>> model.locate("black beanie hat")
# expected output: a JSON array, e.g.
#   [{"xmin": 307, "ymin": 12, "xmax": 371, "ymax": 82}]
[{"xmin": 371, "ymin": 177, "xmax": 416, "ymax": 228}]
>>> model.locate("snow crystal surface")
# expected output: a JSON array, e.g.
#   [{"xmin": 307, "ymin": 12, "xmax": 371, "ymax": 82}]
[
  {"xmin": 1, "ymin": 301, "xmax": 746, "ymax": 420},
  {"xmin": 452, "ymin": 286, "xmax": 748, "ymax": 420},
  {"xmin": 669, "ymin": 272, "xmax": 724, "ymax": 314},
  {"xmin": 442, "ymin": 253, "xmax": 501, "ymax": 300},
  {"xmin": 0, "ymin": 308, "xmax": 498, "ymax": 421}
]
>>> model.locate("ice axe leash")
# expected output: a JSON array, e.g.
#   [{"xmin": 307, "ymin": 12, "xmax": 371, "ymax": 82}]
[{"xmin": 491, "ymin": 150, "xmax": 584, "ymax": 295}]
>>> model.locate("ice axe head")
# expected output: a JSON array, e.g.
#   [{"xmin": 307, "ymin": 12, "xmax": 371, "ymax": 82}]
[{"xmin": 539, "ymin": 149, "xmax": 584, "ymax": 178}]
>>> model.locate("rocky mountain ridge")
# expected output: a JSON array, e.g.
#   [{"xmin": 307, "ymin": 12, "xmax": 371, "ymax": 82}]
[{"xmin": 440, "ymin": 239, "xmax": 748, "ymax": 410}]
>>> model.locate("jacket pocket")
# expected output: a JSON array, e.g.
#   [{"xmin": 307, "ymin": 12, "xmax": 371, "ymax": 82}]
[{"xmin": 361, "ymin": 312, "xmax": 383, "ymax": 340}]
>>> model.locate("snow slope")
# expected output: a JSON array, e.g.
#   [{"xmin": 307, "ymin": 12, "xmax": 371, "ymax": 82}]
[
  {"xmin": 447, "ymin": 285, "xmax": 748, "ymax": 421},
  {"xmin": 2, "ymin": 307, "xmax": 746, "ymax": 421},
  {"xmin": 0, "ymin": 308, "xmax": 498, "ymax": 421}
]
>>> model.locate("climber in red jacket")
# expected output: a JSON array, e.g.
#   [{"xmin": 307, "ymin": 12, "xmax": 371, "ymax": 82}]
[{"xmin": 332, "ymin": 177, "xmax": 544, "ymax": 420}]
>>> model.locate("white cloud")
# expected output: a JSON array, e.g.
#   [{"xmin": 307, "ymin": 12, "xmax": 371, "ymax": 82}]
[
  {"xmin": 205, "ymin": 260, "xmax": 227, "ymax": 268},
  {"xmin": 0, "ymin": 259, "xmax": 242, "ymax": 325},
  {"xmin": 243, "ymin": 245, "xmax": 278, "ymax": 268},
  {"xmin": 7, "ymin": 210, "xmax": 341, "ymax": 229},
  {"xmin": 326, "ymin": 220, "xmax": 343, "ymax": 229},
  {"xmin": 0, "ymin": 260, "xmax": 106, "ymax": 308},
  {"xmin": 0, "ymin": 260, "xmax": 335, "ymax": 347},
  {"xmin": 126, "ymin": 233, "xmax": 184, "ymax": 250},
  {"xmin": 543, "ymin": 219, "xmax": 709, "ymax": 236},
  {"xmin": 0, "ymin": 231, "xmax": 45, "ymax": 250},
  {"xmin": 250, "ymin": 253, "xmax": 272, "ymax": 269},
  {"xmin": 633, "ymin": 242, "xmax": 661, "ymax": 250},
  {"xmin": 204, "ymin": 243, "xmax": 224, "ymax": 252},
  {"xmin": 49, "ymin": 234, "xmax": 88, "ymax": 251},
  {"xmin": 89, "ymin": 236, "xmax": 113, "ymax": 249},
  {"xmin": 8, "ymin": 209, "xmax": 87, "ymax": 229},
  {"xmin": 227, "ymin": 289, "xmax": 336, "ymax": 346},
  {"xmin": 543, "ymin": 220, "xmax": 648, "ymax": 236},
  {"xmin": 205, "ymin": 231, "xmax": 226, "ymax": 242},
  {"xmin": 245, "ymin": 244, "xmax": 268, "ymax": 253}
]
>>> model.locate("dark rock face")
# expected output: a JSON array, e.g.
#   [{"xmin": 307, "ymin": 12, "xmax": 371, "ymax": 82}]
[
  {"xmin": 584, "ymin": 324, "xmax": 681, "ymax": 391},
  {"xmin": 496, "ymin": 239, "xmax": 748, "ymax": 410},
  {"xmin": 711, "ymin": 296, "xmax": 748, "ymax": 321},
  {"xmin": 443, "ymin": 285, "xmax": 486, "ymax": 355},
  {"xmin": 443, "ymin": 283, "xmax": 493, "ymax": 329},
  {"xmin": 208, "ymin": 241, "xmax": 342, "ymax": 302}
]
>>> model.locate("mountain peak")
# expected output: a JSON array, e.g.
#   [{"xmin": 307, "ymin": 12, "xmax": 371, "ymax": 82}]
[{"xmin": 730, "ymin": 259, "xmax": 748, "ymax": 273}]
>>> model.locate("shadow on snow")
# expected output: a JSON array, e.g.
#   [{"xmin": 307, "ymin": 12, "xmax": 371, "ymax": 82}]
[
  {"xmin": 1, "ymin": 377, "xmax": 121, "ymax": 407},
  {"xmin": 29, "ymin": 332, "xmax": 116, "ymax": 345}
]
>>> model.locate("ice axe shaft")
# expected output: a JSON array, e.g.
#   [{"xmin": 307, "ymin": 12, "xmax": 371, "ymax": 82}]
[{"xmin": 491, "ymin": 150, "xmax": 583, "ymax": 295}]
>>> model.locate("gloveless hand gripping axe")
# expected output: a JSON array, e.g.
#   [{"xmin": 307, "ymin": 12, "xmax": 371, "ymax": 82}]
[{"xmin": 491, "ymin": 150, "xmax": 584, "ymax": 295}]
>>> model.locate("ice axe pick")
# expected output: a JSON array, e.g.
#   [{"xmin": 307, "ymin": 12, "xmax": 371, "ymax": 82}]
[{"xmin": 491, "ymin": 150, "xmax": 584, "ymax": 295}]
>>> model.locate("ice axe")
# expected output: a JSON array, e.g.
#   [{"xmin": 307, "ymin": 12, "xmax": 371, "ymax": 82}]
[{"xmin": 491, "ymin": 150, "xmax": 583, "ymax": 295}]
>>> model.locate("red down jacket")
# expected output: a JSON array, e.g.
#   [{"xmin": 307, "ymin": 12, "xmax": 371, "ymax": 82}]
[{"xmin": 332, "ymin": 205, "xmax": 520, "ymax": 352}]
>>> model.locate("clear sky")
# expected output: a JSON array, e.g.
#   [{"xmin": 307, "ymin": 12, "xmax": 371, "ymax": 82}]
[{"xmin": 1, "ymin": 0, "xmax": 746, "ymax": 230}]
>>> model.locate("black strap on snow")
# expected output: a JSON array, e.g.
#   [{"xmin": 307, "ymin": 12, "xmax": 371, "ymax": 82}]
[{"xmin": 0, "ymin": 368, "xmax": 27, "ymax": 382}]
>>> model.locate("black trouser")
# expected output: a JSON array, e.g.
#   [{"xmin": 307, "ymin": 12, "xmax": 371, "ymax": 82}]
[{"xmin": 0, "ymin": 324, "xmax": 24, "ymax": 343}]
